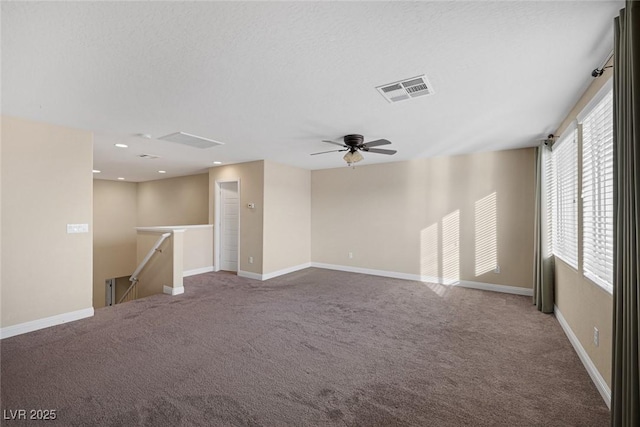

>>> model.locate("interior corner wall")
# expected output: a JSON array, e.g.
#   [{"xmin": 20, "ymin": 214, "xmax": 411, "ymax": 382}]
[
  {"xmin": 1, "ymin": 116, "xmax": 93, "ymax": 328},
  {"xmin": 93, "ymin": 180, "xmax": 138, "ymax": 309},
  {"xmin": 0, "ymin": 116, "xmax": 3, "ymax": 318},
  {"xmin": 263, "ymin": 161, "xmax": 311, "ymax": 274},
  {"xmin": 311, "ymin": 148, "xmax": 535, "ymax": 289},
  {"xmin": 137, "ymin": 173, "xmax": 209, "ymax": 226},
  {"xmin": 553, "ymin": 62, "xmax": 613, "ymax": 389},
  {"xmin": 209, "ymin": 161, "xmax": 264, "ymax": 275}
]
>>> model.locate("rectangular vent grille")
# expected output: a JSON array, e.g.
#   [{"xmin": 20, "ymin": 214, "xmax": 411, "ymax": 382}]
[
  {"xmin": 137, "ymin": 154, "xmax": 160, "ymax": 159},
  {"xmin": 158, "ymin": 132, "xmax": 224, "ymax": 149},
  {"xmin": 406, "ymin": 83, "xmax": 428, "ymax": 93},
  {"xmin": 376, "ymin": 75, "xmax": 434, "ymax": 103},
  {"xmin": 382, "ymin": 84, "xmax": 402, "ymax": 93}
]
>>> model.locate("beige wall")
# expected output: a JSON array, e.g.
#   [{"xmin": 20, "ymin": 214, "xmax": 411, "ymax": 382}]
[
  {"xmin": 553, "ymin": 61, "xmax": 613, "ymax": 388},
  {"xmin": 114, "ymin": 276, "xmax": 132, "ymax": 304},
  {"xmin": 556, "ymin": 258, "xmax": 612, "ymax": 386},
  {"xmin": 209, "ymin": 161, "xmax": 264, "ymax": 274},
  {"xmin": 137, "ymin": 173, "xmax": 209, "ymax": 226},
  {"xmin": 263, "ymin": 161, "xmax": 311, "ymax": 274},
  {"xmin": 183, "ymin": 225, "xmax": 214, "ymax": 272},
  {"xmin": 0, "ymin": 115, "xmax": 3, "ymax": 319},
  {"xmin": 135, "ymin": 232, "xmax": 174, "ymax": 298},
  {"xmin": 311, "ymin": 148, "xmax": 535, "ymax": 289},
  {"xmin": 1, "ymin": 116, "xmax": 93, "ymax": 327},
  {"xmin": 93, "ymin": 180, "xmax": 138, "ymax": 308}
]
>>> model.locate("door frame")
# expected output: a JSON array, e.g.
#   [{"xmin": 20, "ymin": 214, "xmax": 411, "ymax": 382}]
[{"xmin": 214, "ymin": 179, "xmax": 241, "ymax": 272}]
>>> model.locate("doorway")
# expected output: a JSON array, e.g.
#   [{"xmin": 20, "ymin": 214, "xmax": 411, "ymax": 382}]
[{"xmin": 217, "ymin": 180, "xmax": 240, "ymax": 272}]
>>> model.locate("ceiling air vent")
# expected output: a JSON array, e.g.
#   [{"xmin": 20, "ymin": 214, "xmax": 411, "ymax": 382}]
[
  {"xmin": 376, "ymin": 75, "xmax": 434, "ymax": 103},
  {"xmin": 158, "ymin": 132, "xmax": 224, "ymax": 149},
  {"xmin": 137, "ymin": 154, "xmax": 160, "ymax": 159}
]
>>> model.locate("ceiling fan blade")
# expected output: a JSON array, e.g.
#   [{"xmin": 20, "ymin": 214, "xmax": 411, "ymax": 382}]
[
  {"xmin": 362, "ymin": 139, "xmax": 392, "ymax": 148},
  {"xmin": 322, "ymin": 140, "xmax": 347, "ymax": 147},
  {"xmin": 311, "ymin": 149, "xmax": 346, "ymax": 156},
  {"xmin": 365, "ymin": 148, "xmax": 397, "ymax": 155}
]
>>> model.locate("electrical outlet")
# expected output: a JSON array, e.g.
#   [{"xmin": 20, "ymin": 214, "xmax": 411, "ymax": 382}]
[
  {"xmin": 594, "ymin": 327, "xmax": 599, "ymax": 347},
  {"xmin": 249, "ymin": 256, "xmax": 254, "ymax": 264},
  {"xmin": 494, "ymin": 265, "xmax": 501, "ymax": 274},
  {"xmin": 348, "ymin": 252, "xmax": 353, "ymax": 259}
]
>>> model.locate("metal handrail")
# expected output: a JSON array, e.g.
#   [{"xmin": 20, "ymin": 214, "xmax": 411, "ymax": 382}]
[{"xmin": 118, "ymin": 232, "xmax": 171, "ymax": 304}]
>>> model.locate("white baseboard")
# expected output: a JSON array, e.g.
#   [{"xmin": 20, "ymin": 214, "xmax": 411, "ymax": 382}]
[
  {"xmin": 262, "ymin": 263, "xmax": 312, "ymax": 281},
  {"xmin": 312, "ymin": 262, "xmax": 420, "ymax": 282},
  {"xmin": 163, "ymin": 285, "xmax": 185, "ymax": 296},
  {"xmin": 183, "ymin": 266, "xmax": 214, "ymax": 277},
  {"xmin": 237, "ymin": 262, "xmax": 532, "ymax": 297},
  {"xmin": 452, "ymin": 279, "xmax": 533, "ymax": 296},
  {"xmin": 0, "ymin": 307, "xmax": 94, "ymax": 340},
  {"xmin": 554, "ymin": 305, "xmax": 611, "ymax": 408},
  {"xmin": 237, "ymin": 270, "xmax": 262, "ymax": 280},
  {"xmin": 238, "ymin": 263, "xmax": 312, "ymax": 281},
  {"xmin": 310, "ymin": 262, "xmax": 533, "ymax": 296}
]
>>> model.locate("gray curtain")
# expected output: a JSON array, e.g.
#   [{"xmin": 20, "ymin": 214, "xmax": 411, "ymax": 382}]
[
  {"xmin": 612, "ymin": 1, "xmax": 640, "ymax": 425},
  {"xmin": 533, "ymin": 144, "xmax": 554, "ymax": 313}
]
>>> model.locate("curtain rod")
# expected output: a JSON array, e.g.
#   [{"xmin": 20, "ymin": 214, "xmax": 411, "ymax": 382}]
[{"xmin": 592, "ymin": 50, "xmax": 614, "ymax": 78}]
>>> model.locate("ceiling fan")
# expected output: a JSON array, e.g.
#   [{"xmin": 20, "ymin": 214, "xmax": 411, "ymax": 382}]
[{"xmin": 311, "ymin": 134, "xmax": 397, "ymax": 166}]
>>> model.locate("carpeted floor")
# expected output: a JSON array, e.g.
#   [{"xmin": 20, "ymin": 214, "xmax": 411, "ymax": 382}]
[{"xmin": 1, "ymin": 268, "xmax": 609, "ymax": 426}]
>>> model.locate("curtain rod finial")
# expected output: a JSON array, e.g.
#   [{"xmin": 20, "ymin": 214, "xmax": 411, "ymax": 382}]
[{"xmin": 592, "ymin": 65, "xmax": 612, "ymax": 78}]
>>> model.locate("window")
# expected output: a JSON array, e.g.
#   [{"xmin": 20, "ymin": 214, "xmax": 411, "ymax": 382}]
[
  {"xmin": 544, "ymin": 144, "xmax": 555, "ymax": 255},
  {"xmin": 581, "ymin": 87, "xmax": 614, "ymax": 292},
  {"xmin": 551, "ymin": 127, "xmax": 578, "ymax": 268}
]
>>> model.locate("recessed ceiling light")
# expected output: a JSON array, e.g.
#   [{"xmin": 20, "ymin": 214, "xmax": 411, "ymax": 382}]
[
  {"xmin": 114, "ymin": 143, "xmax": 128, "ymax": 148},
  {"xmin": 117, "ymin": 177, "xmax": 125, "ymax": 180},
  {"xmin": 213, "ymin": 161, "xmax": 222, "ymax": 165},
  {"xmin": 92, "ymin": 169, "xmax": 101, "ymax": 173},
  {"xmin": 158, "ymin": 170, "xmax": 166, "ymax": 174}
]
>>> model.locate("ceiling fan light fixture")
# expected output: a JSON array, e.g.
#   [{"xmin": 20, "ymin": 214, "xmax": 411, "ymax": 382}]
[
  {"xmin": 343, "ymin": 150, "xmax": 363, "ymax": 165},
  {"xmin": 313, "ymin": 134, "xmax": 395, "ymax": 165}
]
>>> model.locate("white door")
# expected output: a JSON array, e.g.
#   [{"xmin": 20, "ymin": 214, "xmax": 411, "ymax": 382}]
[{"xmin": 220, "ymin": 182, "xmax": 239, "ymax": 272}]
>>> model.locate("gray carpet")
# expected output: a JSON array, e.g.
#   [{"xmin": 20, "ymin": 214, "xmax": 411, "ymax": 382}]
[{"xmin": 1, "ymin": 268, "xmax": 609, "ymax": 426}]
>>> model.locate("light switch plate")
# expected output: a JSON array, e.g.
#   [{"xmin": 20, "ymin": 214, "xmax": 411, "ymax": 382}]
[{"xmin": 67, "ymin": 223, "xmax": 89, "ymax": 234}]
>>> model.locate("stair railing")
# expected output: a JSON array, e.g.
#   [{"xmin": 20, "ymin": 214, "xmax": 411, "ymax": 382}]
[{"xmin": 118, "ymin": 232, "xmax": 171, "ymax": 304}]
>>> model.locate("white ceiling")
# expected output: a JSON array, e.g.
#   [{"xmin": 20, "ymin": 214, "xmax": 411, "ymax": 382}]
[{"xmin": 2, "ymin": 1, "xmax": 622, "ymax": 182}]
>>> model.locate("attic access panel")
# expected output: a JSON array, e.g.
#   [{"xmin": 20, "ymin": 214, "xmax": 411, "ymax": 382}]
[{"xmin": 158, "ymin": 132, "xmax": 224, "ymax": 149}]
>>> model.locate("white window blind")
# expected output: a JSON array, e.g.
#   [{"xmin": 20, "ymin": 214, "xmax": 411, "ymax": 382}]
[
  {"xmin": 544, "ymin": 145, "xmax": 555, "ymax": 255},
  {"xmin": 581, "ymin": 88, "xmax": 614, "ymax": 292},
  {"xmin": 551, "ymin": 128, "xmax": 578, "ymax": 268}
]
